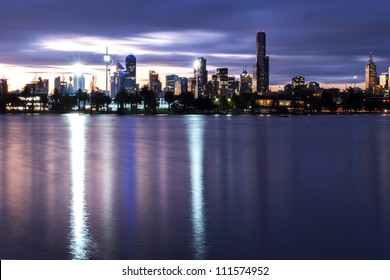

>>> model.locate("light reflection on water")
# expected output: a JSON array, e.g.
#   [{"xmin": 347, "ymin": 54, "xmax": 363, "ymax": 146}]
[
  {"xmin": 1, "ymin": 114, "xmax": 390, "ymax": 259},
  {"xmin": 68, "ymin": 115, "xmax": 92, "ymax": 259},
  {"xmin": 186, "ymin": 115, "xmax": 206, "ymax": 259}
]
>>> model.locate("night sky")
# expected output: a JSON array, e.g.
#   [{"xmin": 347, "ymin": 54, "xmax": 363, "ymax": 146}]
[{"xmin": 1, "ymin": 0, "xmax": 389, "ymax": 91}]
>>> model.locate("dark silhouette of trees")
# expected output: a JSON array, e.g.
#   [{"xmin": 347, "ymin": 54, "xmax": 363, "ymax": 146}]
[
  {"xmin": 178, "ymin": 92, "xmax": 194, "ymax": 111},
  {"xmin": 321, "ymin": 89, "xmax": 338, "ymax": 112},
  {"xmin": 195, "ymin": 96, "xmax": 214, "ymax": 112},
  {"xmin": 164, "ymin": 91, "xmax": 175, "ymax": 111},
  {"xmin": 92, "ymin": 91, "xmax": 111, "ymax": 112},
  {"xmin": 140, "ymin": 85, "xmax": 157, "ymax": 113},
  {"xmin": 115, "ymin": 88, "xmax": 127, "ymax": 113}
]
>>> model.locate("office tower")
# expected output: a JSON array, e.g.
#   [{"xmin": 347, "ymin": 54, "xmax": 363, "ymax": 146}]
[
  {"xmin": 255, "ymin": 31, "xmax": 269, "ymax": 94},
  {"xmin": 149, "ymin": 70, "xmax": 162, "ymax": 95},
  {"xmin": 73, "ymin": 75, "xmax": 85, "ymax": 92},
  {"xmin": 292, "ymin": 76, "xmax": 305, "ymax": 88},
  {"xmin": 174, "ymin": 77, "xmax": 188, "ymax": 95},
  {"xmin": 379, "ymin": 73, "xmax": 388, "ymax": 90},
  {"xmin": 212, "ymin": 68, "xmax": 229, "ymax": 97},
  {"xmin": 0, "ymin": 79, "xmax": 8, "ymax": 93},
  {"xmin": 166, "ymin": 74, "xmax": 178, "ymax": 92},
  {"xmin": 54, "ymin": 76, "xmax": 61, "ymax": 92},
  {"xmin": 228, "ymin": 76, "xmax": 238, "ymax": 96},
  {"xmin": 122, "ymin": 54, "xmax": 137, "ymax": 93},
  {"xmin": 365, "ymin": 53, "xmax": 377, "ymax": 92},
  {"xmin": 240, "ymin": 69, "xmax": 253, "ymax": 95},
  {"xmin": 194, "ymin": 57, "xmax": 208, "ymax": 96},
  {"xmin": 110, "ymin": 62, "xmax": 126, "ymax": 99}
]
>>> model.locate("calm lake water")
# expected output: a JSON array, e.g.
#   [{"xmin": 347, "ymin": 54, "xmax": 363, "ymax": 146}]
[{"xmin": 1, "ymin": 114, "xmax": 390, "ymax": 260}]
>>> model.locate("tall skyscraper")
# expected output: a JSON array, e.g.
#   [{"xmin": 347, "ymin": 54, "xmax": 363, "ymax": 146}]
[
  {"xmin": 73, "ymin": 74, "xmax": 85, "ymax": 92},
  {"xmin": 149, "ymin": 70, "xmax": 162, "ymax": 95},
  {"xmin": 365, "ymin": 52, "xmax": 377, "ymax": 92},
  {"xmin": 194, "ymin": 57, "xmax": 208, "ymax": 96},
  {"xmin": 255, "ymin": 31, "xmax": 269, "ymax": 94},
  {"xmin": 122, "ymin": 54, "xmax": 137, "ymax": 93}
]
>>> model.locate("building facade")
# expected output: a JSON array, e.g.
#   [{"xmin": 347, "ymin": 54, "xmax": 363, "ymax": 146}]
[
  {"xmin": 365, "ymin": 53, "xmax": 378, "ymax": 92},
  {"xmin": 194, "ymin": 57, "xmax": 208, "ymax": 97},
  {"xmin": 255, "ymin": 31, "xmax": 269, "ymax": 94},
  {"xmin": 0, "ymin": 79, "xmax": 8, "ymax": 93},
  {"xmin": 166, "ymin": 74, "xmax": 178, "ymax": 92},
  {"xmin": 240, "ymin": 70, "xmax": 253, "ymax": 95},
  {"xmin": 212, "ymin": 68, "xmax": 229, "ymax": 97},
  {"xmin": 149, "ymin": 70, "xmax": 162, "ymax": 96},
  {"xmin": 292, "ymin": 76, "xmax": 305, "ymax": 88}
]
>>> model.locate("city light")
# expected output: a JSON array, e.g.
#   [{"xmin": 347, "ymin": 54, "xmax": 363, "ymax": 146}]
[
  {"xmin": 73, "ymin": 63, "xmax": 84, "ymax": 77},
  {"xmin": 194, "ymin": 59, "xmax": 200, "ymax": 99}
]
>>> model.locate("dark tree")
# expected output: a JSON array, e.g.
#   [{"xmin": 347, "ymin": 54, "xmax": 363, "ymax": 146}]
[
  {"xmin": 116, "ymin": 88, "xmax": 128, "ymax": 113},
  {"xmin": 164, "ymin": 91, "xmax": 175, "ymax": 111}
]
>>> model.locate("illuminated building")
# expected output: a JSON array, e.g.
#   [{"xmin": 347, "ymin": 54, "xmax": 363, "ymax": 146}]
[
  {"xmin": 255, "ymin": 31, "xmax": 269, "ymax": 94},
  {"xmin": 240, "ymin": 69, "xmax": 253, "ymax": 94},
  {"xmin": 379, "ymin": 72, "xmax": 388, "ymax": 90},
  {"xmin": 365, "ymin": 53, "xmax": 378, "ymax": 92},
  {"xmin": 212, "ymin": 68, "xmax": 229, "ymax": 97},
  {"xmin": 292, "ymin": 76, "xmax": 305, "ymax": 88},
  {"xmin": 110, "ymin": 62, "xmax": 125, "ymax": 99},
  {"xmin": 149, "ymin": 70, "xmax": 162, "ymax": 95},
  {"xmin": 174, "ymin": 77, "xmax": 188, "ymax": 95},
  {"xmin": 122, "ymin": 54, "xmax": 137, "ymax": 93},
  {"xmin": 194, "ymin": 57, "xmax": 208, "ymax": 96},
  {"xmin": 166, "ymin": 74, "xmax": 178, "ymax": 92}
]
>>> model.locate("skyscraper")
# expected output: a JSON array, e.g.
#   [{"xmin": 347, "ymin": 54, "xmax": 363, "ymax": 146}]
[
  {"xmin": 255, "ymin": 31, "xmax": 269, "ymax": 94},
  {"xmin": 240, "ymin": 69, "xmax": 252, "ymax": 95},
  {"xmin": 365, "ymin": 52, "xmax": 377, "ymax": 92},
  {"xmin": 166, "ymin": 74, "xmax": 178, "ymax": 92},
  {"xmin": 149, "ymin": 70, "xmax": 162, "ymax": 95},
  {"xmin": 194, "ymin": 57, "xmax": 208, "ymax": 96},
  {"xmin": 122, "ymin": 54, "xmax": 137, "ymax": 93}
]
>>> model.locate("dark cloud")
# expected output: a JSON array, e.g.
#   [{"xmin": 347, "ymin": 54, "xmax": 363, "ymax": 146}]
[{"xmin": 1, "ymin": 0, "xmax": 389, "ymax": 89}]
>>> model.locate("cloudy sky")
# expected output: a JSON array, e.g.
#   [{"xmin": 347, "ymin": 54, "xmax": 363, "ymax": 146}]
[{"xmin": 1, "ymin": 0, "xmax": 389, "ymax": 91}]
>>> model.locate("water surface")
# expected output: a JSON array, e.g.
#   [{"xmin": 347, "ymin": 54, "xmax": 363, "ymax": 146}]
[{"xmin": 1, "ymin": 114, "xmax": 390, "ymax": 259}]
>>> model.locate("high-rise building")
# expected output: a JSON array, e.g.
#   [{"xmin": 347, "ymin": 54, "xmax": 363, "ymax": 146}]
[
  {"xmin": 149, "ymin": 70, "xmax": 162, "ymax": 95},
  {"xmin": 194, "ymin": 57, "xmax": 208, "ymax": 96},
  {"xmin": 240, "ymin": 69, "xmax": 253, "ymax": 95},
  {"xmin": 122, "ymin": 54, "xmax": 137, "ymax": 93},
  {"xmin": 0, "ymin": 79, "xmax": 8, "ymax": 93},
  {"xmin": 166, "ymin": 74, "xmax": 178, "ymax": 92},
  {"xmin": 379, "ymin": 73, "xmax": 388, "ymax": 90},
  {"xmin": 54, "ymin": 76, "xmax": 70, "ymax": 94},
  {"xmin": 255, "ymin": 31, "xmax": 269, "ymax": 94},
  {"xmin": 174, "ymin": 77, "xmax": 188, "ymax": 95},
  {"xmin": 212, "ymin": 68, "xmax": 229, "ymax": 97},
  {"xmin": 73, "ymin": 75, "xmax": 85, "ymax": 92},
  {"xmin": 110, "ymin": 62, "xmax": 126, "ymax": 99},
  {"xmin": 365, "ymin": 53, "xmax": 378, "ymax": 92}
]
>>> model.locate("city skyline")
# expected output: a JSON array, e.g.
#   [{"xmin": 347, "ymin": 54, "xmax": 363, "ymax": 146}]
[{"xmin": 0, "ymin": 0, "xmax": 389, "ymax": 91}]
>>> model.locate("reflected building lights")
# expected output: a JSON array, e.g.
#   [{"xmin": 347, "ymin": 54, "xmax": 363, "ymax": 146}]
[
  {"xmin": 68, "ymin": 115, "xmax": 92, "ymax": 259},
  {"xmin": 186, "ymin": 116, "xmax": 206, "ymax": 259}
]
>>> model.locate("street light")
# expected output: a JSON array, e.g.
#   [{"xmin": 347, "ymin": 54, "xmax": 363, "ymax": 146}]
[
  {"xmin": 104, "ymin": 47, "xmax": 111, "ymax": 97},
  {"xmin": 194, "ymin": 59, "xmax": 200, "ymax": 99}
]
